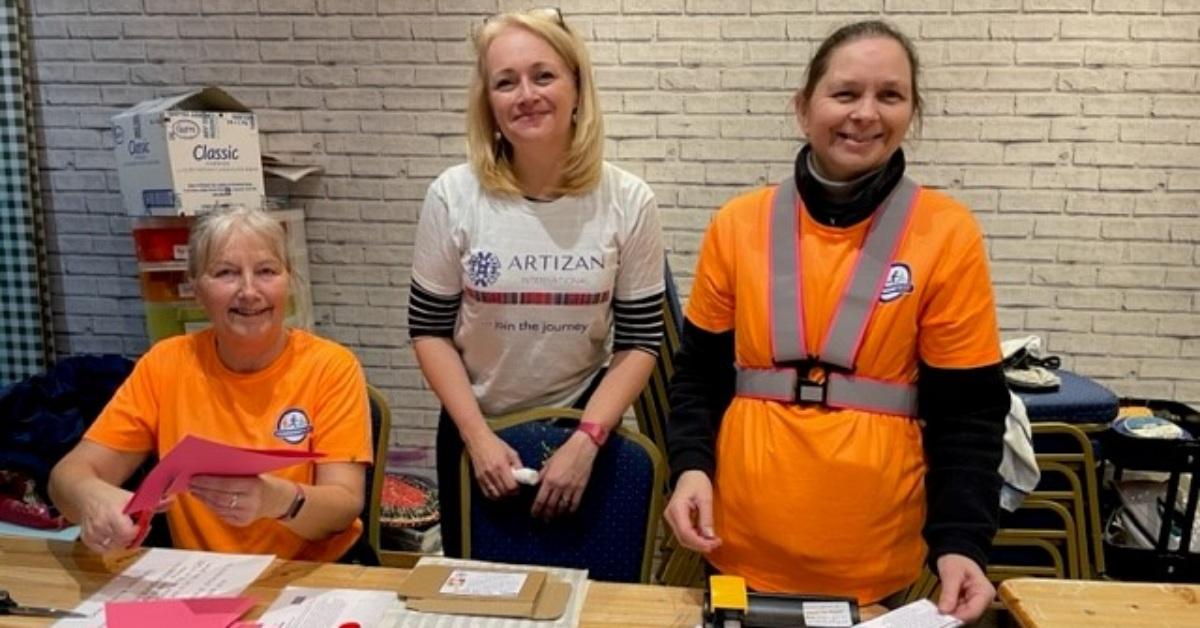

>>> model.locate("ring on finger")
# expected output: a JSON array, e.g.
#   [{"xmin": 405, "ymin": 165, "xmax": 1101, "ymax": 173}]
[
  {"xmin": 100, "ymin": 536, "xmax": 112, "ymax": 547},
  {"xmin": 229, "ymin": 493, "xmax": 239, "ymax": 508}
]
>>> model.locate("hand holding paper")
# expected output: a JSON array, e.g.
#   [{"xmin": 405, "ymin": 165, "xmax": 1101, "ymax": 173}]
[
  {"xmin": 188, "ymin": 473, "xmax": 293, "ymax": 527},
  {"xmin": 121, "ymin": 436, "xmax": 323, "ymax": 548},
  {"xmin": 77, "ymin": 482, "xmax": 141, "ymax": 554}
]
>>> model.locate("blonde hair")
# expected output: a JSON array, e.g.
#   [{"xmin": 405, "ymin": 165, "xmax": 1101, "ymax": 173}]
[
  {"xmin": 187, "ymin": 206, "xmax": 290, "ymax": 280},
  {"xmin": 466, "ymin": 9, "xmax": 604, "ymax": 197}
]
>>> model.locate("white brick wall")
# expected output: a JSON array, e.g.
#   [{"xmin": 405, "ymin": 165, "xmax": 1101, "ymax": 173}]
[{"xmin": 27, "ymin": 1, "xmax": 1200, "ymax": 459}]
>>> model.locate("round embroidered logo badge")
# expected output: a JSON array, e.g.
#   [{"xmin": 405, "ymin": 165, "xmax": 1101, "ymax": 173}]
[
  {"xmin": 274, "ymin": 408, "xmax": 313, "ymax": 445},
  {"xmin": 880, "ymin": 263, "xmax": 914, "ymax": 302},
  {"xmin": 467, "ymin": 250, "xmax": 502, "ymax": 287}
]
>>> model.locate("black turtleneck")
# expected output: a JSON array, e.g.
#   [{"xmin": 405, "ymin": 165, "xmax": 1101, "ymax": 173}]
[
  {"xmin": 794, "ymin": 144, "xmax": 908, "ymax": 228},
  {"xmin": 666, "ymin": 147, "xmax": 1008, "ymax": 577}
]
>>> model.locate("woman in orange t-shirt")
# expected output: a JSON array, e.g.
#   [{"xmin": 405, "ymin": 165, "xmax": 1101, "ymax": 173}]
[
  {"xmin": 664, "ymin": 21, "xmax": 1008, "ymax": 623},
  {"xmin": 49, "ymin": 206, "xmax": 371, "ymax": 561}
]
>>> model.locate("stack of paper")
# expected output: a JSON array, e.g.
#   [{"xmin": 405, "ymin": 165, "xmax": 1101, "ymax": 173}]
[
  {"xmin": 256, "ymin": 587, "xmax": 399, "ymax": 628},
  {"xmin": 52, "ymin": 548, "xmax": 274, "ymax": 628}
]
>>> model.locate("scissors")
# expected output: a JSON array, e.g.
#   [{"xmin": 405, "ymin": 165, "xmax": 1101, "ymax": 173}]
[{"xmin": 0, "ymin": 589, "xmax": 87, "ymax": 618}]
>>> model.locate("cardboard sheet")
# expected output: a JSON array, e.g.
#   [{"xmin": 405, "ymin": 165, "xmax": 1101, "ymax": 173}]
[{"xmin": 397, "ymin": 564, "xmax": 569, "ymax": 620}]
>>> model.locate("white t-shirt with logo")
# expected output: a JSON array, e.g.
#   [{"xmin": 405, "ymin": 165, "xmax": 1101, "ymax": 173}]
[{"xmin": 412, "ymin": 162, "xmax": 664, "ymax": 415}]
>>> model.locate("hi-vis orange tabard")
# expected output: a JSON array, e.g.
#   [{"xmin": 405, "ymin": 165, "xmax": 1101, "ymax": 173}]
[
  {"xmin": 687, "ymin": 183, "xmax": 1001, "ymax": 603},
  {"xmin": 85, "ymin": 328, "xmax": 372, "ymax": 562}
]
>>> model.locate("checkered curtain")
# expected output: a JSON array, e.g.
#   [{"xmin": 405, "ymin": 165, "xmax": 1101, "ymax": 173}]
[{"xmin": 0, "ymin": 0, "xmax": 53, "ymax": 386}]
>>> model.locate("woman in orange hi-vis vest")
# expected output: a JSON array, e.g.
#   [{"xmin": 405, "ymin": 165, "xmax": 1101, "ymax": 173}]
[
  {"xmin": 664, "ymin": 21, "xmax": 1009, "ymax": 624},
  {"xmin": 49, "ymin": 206, "xmax": 372, "ymax": 561}
]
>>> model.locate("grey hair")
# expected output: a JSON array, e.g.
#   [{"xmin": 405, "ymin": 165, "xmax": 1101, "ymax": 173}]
[{"xmin": 186, "ymin": 206, "xmax": 290, "ymax": 280}]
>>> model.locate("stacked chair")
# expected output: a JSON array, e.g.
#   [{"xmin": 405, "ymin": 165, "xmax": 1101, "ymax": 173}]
[
  {"xmin": 993, "ymin": 369, "xmax": 1113, "ymax": 581},
  {"xmin": 985, "ymin": 370, "xmax": 1119, "ymax": 587},
  {"xmin": 629, "ymin": 261, "xmax": 709, "ymax": 588},
  {"xmin": 904, "ymin": 371, "xmax": 1119, "ymax": 607}
]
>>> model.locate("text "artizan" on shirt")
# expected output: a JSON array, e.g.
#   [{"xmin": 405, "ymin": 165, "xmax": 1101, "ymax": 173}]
[{"xmin": 508, "ymin": 254, "xmax": 605, "ymax": 272}]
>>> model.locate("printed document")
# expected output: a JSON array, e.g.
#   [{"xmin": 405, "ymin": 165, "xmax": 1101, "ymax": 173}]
[
  {"xmin": 52, "ymin": 547, "xmax": 274, "ymax": 628},
  {"xmin": 257, "ymin": 586, "xmax": 398, "ymax": 628}
]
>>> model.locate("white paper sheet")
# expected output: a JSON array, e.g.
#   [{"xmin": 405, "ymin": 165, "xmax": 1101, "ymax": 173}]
[
  {"xmin": 381, "ymin": 556, "xmax": 589, "ymax": 628},
  {"xmin": 52, "ymin": 547, "xmax": 275, "ymax": 628},
  {"xmin": 257, "ymin": 586, "xmax": 399, "ymax": 628},
  {"xmin": 854, "ymin": 599, "xmax": 963, "ymax": 628}
]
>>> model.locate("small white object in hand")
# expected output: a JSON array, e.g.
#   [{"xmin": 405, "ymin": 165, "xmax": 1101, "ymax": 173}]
[{"xmin": 510, "ymin": 467, "xmax": 539, "ymax": 485}]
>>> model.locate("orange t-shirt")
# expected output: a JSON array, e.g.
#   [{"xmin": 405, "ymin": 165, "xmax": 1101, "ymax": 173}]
[
  {"xmin": 85, "ymin": 328, "xmax": 372, "ymax": 561},
  {"xmin": 687, "ymin": 183, "xmax": 1001, "ymax": 602}
]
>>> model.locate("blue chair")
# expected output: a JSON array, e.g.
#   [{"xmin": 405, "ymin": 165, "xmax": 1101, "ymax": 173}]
[{"xmin": 459, "ymin": 408, "xmax": 663, "ymax": 583}]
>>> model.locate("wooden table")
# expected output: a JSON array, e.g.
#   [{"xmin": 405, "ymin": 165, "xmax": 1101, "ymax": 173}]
[
  {"xmin": 999, "ymin": 577, "xmax": 1200, "ymax": 628},
  {"xmin": 0, "ymin": 537, "xmax": 702, "ymax": 627}
]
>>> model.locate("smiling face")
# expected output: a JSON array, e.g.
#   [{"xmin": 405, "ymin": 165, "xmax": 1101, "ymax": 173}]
[
  {"xmin": 797, "ymin": 36, "xmax": 915, "ymax": 181},
  {"xmin": 194, "ymin": 228, "xmax": 289, "ymax": 352},
  {"xmin": 484, "ymin": 25, "xmax": 578, "ymax": 157}
]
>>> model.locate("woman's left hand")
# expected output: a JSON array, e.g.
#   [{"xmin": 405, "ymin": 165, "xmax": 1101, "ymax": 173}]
[
  {"xmin": 935, "ymin": 553, "xmax": 995, "ymax": 622},
  {"xmin": 189, "ymin": 474, "xmax": 289, "ymax": 527},
  {"xmin": 531, "ymin": 432, "xmax": 599, "ymax": 520}
]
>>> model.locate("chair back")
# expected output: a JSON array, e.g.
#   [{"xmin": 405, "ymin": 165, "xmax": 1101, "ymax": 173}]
[
  {"xmin": 460, "ymin": 408, "xmax": 664, "ymax": 583},
  {"xmin": 363, "ymin": 384, "xmax": 392, "ymax": 560},
  {"xmin": 633, "ymin": 258, "xmax": 683, "ymax": 461}
]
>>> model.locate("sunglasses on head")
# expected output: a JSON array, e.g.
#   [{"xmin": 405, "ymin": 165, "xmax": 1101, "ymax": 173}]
[{"xmin": 484, "ymin": 6, "xmax": 566, "ymax": 29}]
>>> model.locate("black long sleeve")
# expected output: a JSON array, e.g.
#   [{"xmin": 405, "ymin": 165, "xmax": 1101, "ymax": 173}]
[
  {"xmin": 665, "ymin": 318, "xmax": 736, "ymax": 486},
  {"xmin": 919, "ymin": 361, "xmax": 1009, "ymax": 570}
]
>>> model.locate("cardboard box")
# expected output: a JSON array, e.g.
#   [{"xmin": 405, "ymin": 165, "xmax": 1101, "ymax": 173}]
[
  {"xmin": 397, "ymin": 564, "xmax": 570, "ymax": 620},
  {"xmin": 112, "ymin": 87, "xmax": 264, "ymax": 216}
]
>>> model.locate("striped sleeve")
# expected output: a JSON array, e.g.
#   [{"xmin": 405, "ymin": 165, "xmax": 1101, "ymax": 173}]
[
  {"xmin": 613, "ymin": 291, "xmax": 664, "ymax": 356},
  {"xmin": 407, "ymin": 279, "xmax": 461, "ymax": 338}
]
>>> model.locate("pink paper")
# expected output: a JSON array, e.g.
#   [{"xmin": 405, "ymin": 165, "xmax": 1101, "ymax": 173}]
[
  {"xmin": 123, "ymin": 435, "xmax": 323, "ymax": 515},
  {"xmin": 105, "ymin": 596, "xmax": 255, "ymax": 628}
]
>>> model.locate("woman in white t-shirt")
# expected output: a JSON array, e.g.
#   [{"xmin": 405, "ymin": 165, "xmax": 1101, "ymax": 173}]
[{"xmin": 407, "ymin": 7, "xmax": 664, "ymax": 557}]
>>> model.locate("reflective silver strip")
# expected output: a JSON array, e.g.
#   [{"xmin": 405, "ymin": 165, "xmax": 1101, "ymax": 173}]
[
  {"xmin": 758, "ymin": 175, "xmax": 922, "ymax": 416},
  {"xmin": 820, "ymin": 177, "xmax": 919, "ymax": 369},
  {"xmin": 734, "ymin": 367, "xmax": 798, "ymax": 402},
  {"xmin": 769, "ymin": 178, "xmax": 806, "ymax": 363},
  {"xmin": 735, "ymin": 367, "xmax": 917, "ymax": 417},
  {"xmin": 826, "ymin": 373, "xmax": 918, "ymax": 417}
]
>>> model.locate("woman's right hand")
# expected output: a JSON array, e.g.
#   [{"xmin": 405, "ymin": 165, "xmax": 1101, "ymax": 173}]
[
  {"xmin": 78, "ymin": 480, "xmax": 139, "ymax": 554},
  {"xmin": 463, "ymin": 428, "xmax": 522, "ymax": 500},
  {"xmin": 663, "ymin": 470, "xmax": 722, "ymax": 554}
]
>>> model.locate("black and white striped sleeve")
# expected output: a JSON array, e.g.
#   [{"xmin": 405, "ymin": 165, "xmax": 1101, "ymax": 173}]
[
  {"xmin": 613, "ymin": 291, "xmax": 664, "ymax": 356},
  {"xmin": 407, "ymin": 279, "xmax": 461, "ymax": 339}
]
